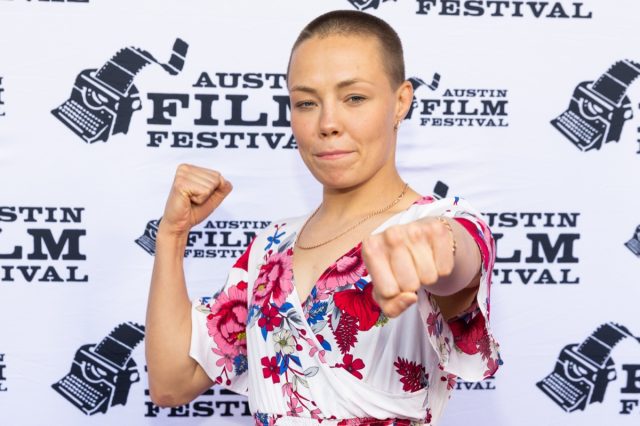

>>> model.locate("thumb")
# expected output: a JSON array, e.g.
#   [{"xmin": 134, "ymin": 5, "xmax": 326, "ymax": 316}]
[{"xmin": 382, "ymin": 291, "xmax": 418, "ymax": 318}]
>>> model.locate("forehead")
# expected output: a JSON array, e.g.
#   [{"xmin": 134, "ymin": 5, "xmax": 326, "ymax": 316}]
[{"xmin": 288, "ymin": 34, "xmax": 389, "ymax": 89}]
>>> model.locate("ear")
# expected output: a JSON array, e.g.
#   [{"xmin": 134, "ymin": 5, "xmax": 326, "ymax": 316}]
[{"xmin": 394, "ymin": 80, "xmax": 414, "ymax": 122}]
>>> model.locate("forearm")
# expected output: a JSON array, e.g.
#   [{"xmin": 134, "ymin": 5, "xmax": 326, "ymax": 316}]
[
  {"xmin": 426, "ymin": 218, "xmax": 481, "ymax": 296},
  {"xmin": 145, "ymin": 229, "xmax": 209, "ymax": 405}
]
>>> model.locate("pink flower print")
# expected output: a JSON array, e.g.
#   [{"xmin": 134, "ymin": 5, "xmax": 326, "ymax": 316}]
[
  {"xmin": 212, "ymin": 347, "xmax": 233, "ymax": 371},
  {"xmin": 253, "ymin": 249, "xmax": 294, "ymax": 306},
  {"xmin": 317, "ymin": 249, "xmax": 367, "ymax": 292},
  {"xmin": 441, "ymin": 373, "xmax": 457, "ymax": 390},
  {"xmin": 414, "ymin": 195, "xmax": 435, "ymax": 205},
  {"xmin": 207, "ymin": 282, "xmax": 248, "ymax": 359},
  {"xmin": 281, "ymin": 382, "xmax": 293, "ymax": 397},
  {"xmin": 286, "ymin": 397, "xmax": 304, "ymax": 416}
]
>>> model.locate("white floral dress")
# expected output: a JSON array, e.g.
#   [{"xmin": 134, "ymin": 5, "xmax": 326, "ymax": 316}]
[{"xmin": 190, "ymin": 195, "xmax": 502, "ymax": 426}]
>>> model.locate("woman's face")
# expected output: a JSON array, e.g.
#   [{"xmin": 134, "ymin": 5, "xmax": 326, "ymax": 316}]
[{"xmin": 288, "ymin": 34, "xmax": 411, "ymax": 190}]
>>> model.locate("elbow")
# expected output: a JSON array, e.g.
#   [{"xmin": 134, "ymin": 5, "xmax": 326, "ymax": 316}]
[{"xmin": 148, "ymin": 381, "xmax": 193, "ymax": 408}]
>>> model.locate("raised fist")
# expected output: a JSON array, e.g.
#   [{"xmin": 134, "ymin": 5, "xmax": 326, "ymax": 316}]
[{"xmin": 160, "ymin": 164, "xmax": 233, "ymax": 237}]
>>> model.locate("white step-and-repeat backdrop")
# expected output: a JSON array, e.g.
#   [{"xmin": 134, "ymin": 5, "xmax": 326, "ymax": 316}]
[{"xmin": 1, "ymin": 0, "xmax": 639, "ymax": 425}]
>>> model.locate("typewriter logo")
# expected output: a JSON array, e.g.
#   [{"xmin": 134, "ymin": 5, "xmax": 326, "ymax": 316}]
[
  {"xmin": 52, "ymin": 322, "xmax": 145, "ymax": 415},
  {"xmin": 625, "ymin": 224, "xmax": 640, "ymax": 257},
  {"xmin": 347, "ymin": 0, "xmax": 397, "ymax": 11},
  {"xmin": 551, "ymin": 60, "xmax": 640, "ymax": 153},
  {"xmin": 537, "ymin": 322, "xmax": 639, "ymax": 412},
  {"xmin": 405, "ymin": 74, "xmax": 441, "ymax": 120},
  {"xmin": 52, "ymin": 39, "xmax": 188, "ymax": 144},
  {"xmin": 135, "ymin": 218, "xmax": 161, "ymax": 255}
]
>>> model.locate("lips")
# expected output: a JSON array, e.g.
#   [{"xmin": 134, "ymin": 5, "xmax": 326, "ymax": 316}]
[{"xmin": 315, "ymin": 150, "xmax": 354, "ymax": 160}]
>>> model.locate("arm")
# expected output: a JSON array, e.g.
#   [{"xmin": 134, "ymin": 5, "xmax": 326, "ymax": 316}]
[
  {"xmin": 364, "ymin": 213, "xmax": 487, "ymax": 320},
  {"xmin": 145, "ymin": 164, "xmax": 232, "ymax": 407}
]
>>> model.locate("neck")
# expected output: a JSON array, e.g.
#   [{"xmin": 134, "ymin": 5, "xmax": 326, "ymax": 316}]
[{"xmin": 318, "ymin": 169, "xmax": 410, "ymax": 221}]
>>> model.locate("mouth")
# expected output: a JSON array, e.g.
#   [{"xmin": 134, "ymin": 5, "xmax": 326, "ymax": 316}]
[{"xmin": 315, "ymin": 150, "xmax": 354, "ymax": 160}]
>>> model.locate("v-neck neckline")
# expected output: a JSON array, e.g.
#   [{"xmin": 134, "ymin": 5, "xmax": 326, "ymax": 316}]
[{"xmin": 289, "ymin": 195, "xmax": 428, "ymax": 314}]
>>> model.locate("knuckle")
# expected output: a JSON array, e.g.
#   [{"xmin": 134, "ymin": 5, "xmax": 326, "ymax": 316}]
[
  {"xmin": 406, "ymin": 223, "xmax": 424, "ymax": 243},
  {"xmin": 383, "ymin": 226, "xmax": 404, "ymax": 246}
]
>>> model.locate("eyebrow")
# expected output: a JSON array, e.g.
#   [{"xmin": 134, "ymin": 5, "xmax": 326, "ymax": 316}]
[{"xmin": 289, "ymin": 78, "xmax": 371, "ymax": 94}]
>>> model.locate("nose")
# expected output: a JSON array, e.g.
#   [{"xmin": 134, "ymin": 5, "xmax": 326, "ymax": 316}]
[{"xmin": 318, "ymin": 104, "xmax": 341, "ymax": 138}]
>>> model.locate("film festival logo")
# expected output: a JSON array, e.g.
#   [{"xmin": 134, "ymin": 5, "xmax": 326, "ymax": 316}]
[
  {"xmin": 345, "ymin": 0, "xmax": 593, "ymax": 18},
  {"xmin": 52, "ymin": 322, "xmax": 145, "ymax": 415},
  {"xmin": 551, "ymin": 59, "xmax": 640, "ymax": 154},
  {"xmin": 404, "ymin": 72, "xmax": 509, "ymax": 128},
  {"xmin": 0, "ymin": 206, "xmax": 88, "ymax": 283},
  {"xmin": 52, "ymin": 39, "xmax": 188, "ymax": 143},
  {"xmin": 537, "ymin": 322, "xmax": 640, "ymax": 415},
  {"xmin": 483, "ymin": 211, "xmax": 580, "ymax": 286},
  {"xmin": 135, "ymin": 218, "xmax": 269, "ymax": 258}
]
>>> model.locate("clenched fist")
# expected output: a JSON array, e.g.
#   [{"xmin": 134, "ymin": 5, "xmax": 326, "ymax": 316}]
[
  {"xmin": 159, "ymin": 164, "xmax": 233, "ymax": 237},
  {"xmin": 362, "ymin": 217, "xmax": 459, "ymax": 318}
]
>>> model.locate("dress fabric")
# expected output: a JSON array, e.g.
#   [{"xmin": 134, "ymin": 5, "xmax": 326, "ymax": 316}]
[{"xmin": 189, "ymin": 195, "xmax": 501, "ymax": 426}]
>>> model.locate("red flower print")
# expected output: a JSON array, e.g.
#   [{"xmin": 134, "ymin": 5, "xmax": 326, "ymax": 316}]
[
  {"xmin": 426, "ymin": 312, "xmax": 443, "ymax": 337},
  {"xmin": 448, "ymin": 312, "xmax": 488, "ymax": 355},
  {"xmin": 233, "ymin": 238, "xmax": 254, "ymax": 272},
  {"xmin": 207, "ymin": 282, "xmax": 248, "ymax": 358},
  {"xmin": 253, "ymin": 249, "xmax": 294, "ymax": 306},
  {"xmin": 257, "ymin": 305, "xmax": 282, "ymax": 331},
  {"xmin": 394, "ymin": 357, "xmax": 428, "ymax": 393},
  {"xmin": 424, "ymin": 408, "xmax": 432, "ymax": 423},
  {"xmin": 440, "ymin": 373, "xmax": 457, "ymax": 390},
  {"xmin": 338, "ymin": 354, "xmax": 365, "ymax": 380},
  {"xmin": 261, "ymin": 356, "xmax": 281, "ymax": 384},
  {"xmin": 484, "ymin": 357, "xmax": 500, "ymax": 377},
  {"xmin": 333, "ymin": 283, "xmax": 381, "ymax": 331},
  {"xmin": 317, "ymin": 248, "xmax": 367, "ymax": 292}
]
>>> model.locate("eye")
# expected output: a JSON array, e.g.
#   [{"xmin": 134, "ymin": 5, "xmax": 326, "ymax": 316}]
[
  {"xmin": 294, "ymin": 100, "xmax": 316, "ymax": 110},
  {"xmin": 346, "ymin": 95, "xmax": 366, "ymax": 104}
]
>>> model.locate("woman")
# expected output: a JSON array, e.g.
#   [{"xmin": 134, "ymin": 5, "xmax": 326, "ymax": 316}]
[{"xmin": 146, "ymin": 10, "xmax": 500, "ymax": 426}]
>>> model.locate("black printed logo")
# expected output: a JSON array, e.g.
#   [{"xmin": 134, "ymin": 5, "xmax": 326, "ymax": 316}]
[
  {"xmin": 347, "ymin": 0, "xmax": 396, "ymax": 11},
  {"xmin": 0, "ymin": 206, "xmax": 88, "ymax": 283},
  {"xmin": 0, "ymin": 76, "xmax": 6, "ymax": 118},
  {"xmin": 52, "ymin": 39, "xmax": 188, "ymax": 143},
  {"xmin": 625, "ymin": 225, "xmax": 640, "ymax": 257},
  {"xmin": 135, "ymin": 218, "xmax": 269, "ymax": 259},
  {"xmin": 0, "ymin": 353, "xmax": 7, "ymax": 392},
  {"xmin": 144, "ymin": 384, "xmax": 251, "ymax": 418},
  {"xmin": 135, "ymin": 219, "xmax": 160, "ymax": 255},
  {"xmin": 551, "ymin": 60, "xmax": 640, "ymax": 153},
  {"xmin": 405, "ymin": 73, "xmax": 509, "ymax": 128},
  {"xmin": 414, "ymin": 1, "xmax": 593, "ymax": 18},
  {"xmin": 52, "ymin": 322, "xmax": 145, "ymax": 415},
  {"xmin": 537, "ymin": 323, "xmax": 640, "ymax": 413}
]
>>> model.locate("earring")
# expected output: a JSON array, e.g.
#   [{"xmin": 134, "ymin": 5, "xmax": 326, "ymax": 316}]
[{"xmin": 393, "ymin": 119, "xmax": 401, "ymax": 131}]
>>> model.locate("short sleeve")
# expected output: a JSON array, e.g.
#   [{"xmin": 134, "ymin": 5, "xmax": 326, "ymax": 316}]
[
  {"xmin": 416, "ymin": 196, "xmax": 502, "ymax": 382},
  {"xmin": 189, "ymin": 240, "xmax": 254, "ymax": 395}
]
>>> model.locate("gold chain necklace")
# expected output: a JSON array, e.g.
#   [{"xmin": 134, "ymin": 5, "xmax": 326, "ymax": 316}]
[{"xmin": 295, "ymin": 183, "xmax": 409, "ymax": 250}]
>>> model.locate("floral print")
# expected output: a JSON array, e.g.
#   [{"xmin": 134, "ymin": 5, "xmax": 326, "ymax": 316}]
[{"xmin": 191, "ymin": 197, "xmax": 501, "ymax": 425}]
